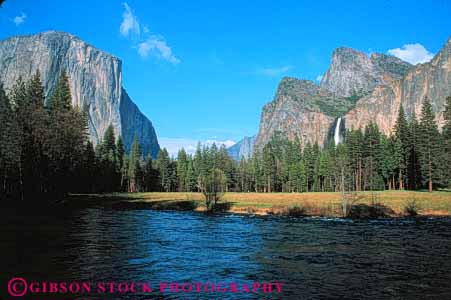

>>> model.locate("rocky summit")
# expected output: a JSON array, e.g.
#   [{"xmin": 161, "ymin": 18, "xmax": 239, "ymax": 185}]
[
  {"xmin": 0, "ymin": 31, "xmax": 160, "ymax": 158},
  {"xmin": 320, "ymin": 47, "xmax": 411, "ymax": 97},
  {"xmin": 253, "ymin": 36, "xmax": 451, "ymax": 153}
]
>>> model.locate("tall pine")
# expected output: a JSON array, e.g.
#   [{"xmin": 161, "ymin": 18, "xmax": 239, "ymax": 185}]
[{"xmin": 418, "ymin": 98, "xmax": 440, "ymax": 192}]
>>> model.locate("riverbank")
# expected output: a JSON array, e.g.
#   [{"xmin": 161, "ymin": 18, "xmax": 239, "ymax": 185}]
[{"xmin": 67, "ymin": 191, "xmax": 451, "ymax": 218}]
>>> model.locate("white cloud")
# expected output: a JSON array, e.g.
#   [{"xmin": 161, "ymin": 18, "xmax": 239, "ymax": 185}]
[
  {"xmin": 120, "ymin": 3, "xmax": 140, "ymax": 37},
  {"xmin": 13, "ymin": 13, "xmax": 26, "ymax": 26},
  {"xmin": 119, "ymin": 3, "xmax": 179, "ymax": 64},
  {"xmin": 138, "ymin": 35, "xmax": 180, "ymax": 64},
  {"xmin": 158, "ymin": 138, "xmax": 236, "ymax": 157},
  {"xmin": 257, "ymin": 65, "xmax": 293, "ymax": 76},
  {"xmin": 316, "ymin": 75, "xmax": 323, "ymax": 82},
  {"xmin": 387, "ymin": 43, "xmax": 434, "ymax": 65}
]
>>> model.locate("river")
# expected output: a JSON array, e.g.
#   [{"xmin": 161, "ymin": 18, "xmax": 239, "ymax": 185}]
[{"xmin": 1, "ymin": 207, "xmax": 451, "ymax": 299}]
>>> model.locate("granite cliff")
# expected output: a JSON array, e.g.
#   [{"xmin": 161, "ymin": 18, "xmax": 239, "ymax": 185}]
[
  {"xmin": 0, "ymin": 31, "xmax": 160, "ymax": 157},
  {"xmin": 254, "ymin": 36, "xmax": 450, "ymax": 152},
  {"xmin": 345, "ymin": 37, "xmax": 451, "ymax": 134},
  {"xmin": 254, "ymin": 78, "xmax": 351, "ymax": 152}
]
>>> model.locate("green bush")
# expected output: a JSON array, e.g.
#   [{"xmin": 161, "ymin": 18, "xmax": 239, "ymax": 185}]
[{"xmin": 404, "ymin": 199, "xmax": 420, "ymax": 217}]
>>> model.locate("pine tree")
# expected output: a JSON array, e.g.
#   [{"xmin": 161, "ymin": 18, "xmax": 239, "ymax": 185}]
[
  {"xmin": 103, "ymin": 124, "xmax": 117, "ymax": 160},
  {"xmin": 19, "ymin": 71, "xmax": 50, "ymax": 200},
  {"xmin": 116, "ymin": 136, "xmax": 126, "ymax": 190},
  {"xmin": 48, "ymin": 71, "xmax": 71, "ymax": 111},
  {"xmin": 363, "ymin": 122, "xmax": 382, "ymax": 190},
  {"xmin": 346, "ymin": 129, "xmax": 364, "ymax": 191},
  {"xmin": 79, "ymin": 141, "xmax": 97, "ymax": 192},
  {"xmin": 380, "ymin": 135, "xmax": 400, "ymax": 190},
  {"xmin": 393, "ymin": 105, "xmax": 410, "ymax": 190},
  {"xmin": 185, "ymin": 159, "xmax": 197, "ymax": 192},
  {"xmin": 251, "ymin": 152, "xmax": 264, "ymax": 192},
  {"xmin": 97, "ymin": 124, "xmax": 118, "ymax": 192},
  {"xmin": 294, "ymin": 159, "xmax": 307, "ymax": 192},
  {"xmin": 143, "ymin": 155, "xmax": 160, "ymax": 192},
  {"xmin": 262, "ymin": 143, "xmax": 276, "ymax": 192},
  {"xmin": 441, "ymin": 96, "xmax": 451, "ymax": 186},
  {"xmin": 128, "ymin": 136, "xmax": 142, "ymax": 192},
  {"xmin": 46, "ymin": 71, "xmax": 87, "ymax": 197},
  {"xmin": 156, "ymin": 148, "xmax": 171, "ymax": 192},
  {"xmin": 0, "ymin": 83, "xmax": 21, "ymax": 200},
  {"xmin": 418, "ymin": 97, "xmax": 440, "ymax": 192},
  {"xmin": 408, "ymin": 111, "xmax": 422, "ymax": 190},
  {"xmin": 335, "ymin": 143, "xmax": 348, "ymax": 193},
  {"xmin": 177, "ymin": 148, "xmax": 188, "ymax": 191}
]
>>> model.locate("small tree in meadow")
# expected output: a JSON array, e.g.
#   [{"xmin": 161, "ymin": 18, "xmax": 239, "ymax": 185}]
[{"xmin": 198, "ymin": 168, "xmax": 227, "ymax": 211}]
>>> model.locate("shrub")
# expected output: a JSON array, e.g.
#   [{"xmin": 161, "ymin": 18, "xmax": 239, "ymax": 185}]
[
  {"xmin": 347, "ymin": 203, "xmax": 395, "ymax": 219},
  {"xmin": 404, "ymin": 199, "xmax": 420, "ymax": 217},
  {"xmin": 286, "ymin": 205, "xmax": 306, "ymax": 217}
]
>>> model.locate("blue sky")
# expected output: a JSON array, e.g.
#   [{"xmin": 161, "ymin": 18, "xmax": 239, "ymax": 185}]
[{"xmin": 1, "ymin": 0, "xmax": 451, "ymax": 155}]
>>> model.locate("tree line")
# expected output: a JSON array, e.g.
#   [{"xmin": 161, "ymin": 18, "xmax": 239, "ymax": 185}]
[
  {"xmin": 156, "ymin": 96, "xmax": 451, "ymax": 194},
  {"xmin": 1, "ymin": 72, "xmax": 451, "ymax": 205}
]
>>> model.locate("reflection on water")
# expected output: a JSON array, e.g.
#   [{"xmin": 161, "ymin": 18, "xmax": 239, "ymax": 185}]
[{"xmin": 1, "ymin": 207, "xmax": 451, "ymax": 299}]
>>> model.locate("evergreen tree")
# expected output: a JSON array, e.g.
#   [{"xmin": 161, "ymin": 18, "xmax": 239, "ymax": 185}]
[
  {"xmin": 20, "ymin": 71, "xmax": 50, "ymax": 200},
  {"xmin": 47, "ymin": 70, "xmax": 87, "ymax": 197},
  {"xmin": 0, "ymin": 83, "xmax": 21, "ymax": 200},
  {"xmin": 79, "ymin": 141, "xmax": 97, "ymax": 192},
  {"xmin": 418, "ymin": 98, "xmax": 441, "ymax": 192},
  {"xmin": 408, "ymin": 111, "xmax": 422, "ymax": 190},
  {"xmin": 48, "ymin": 71, "xmax": 71, "ymax": 111},
  {"xmin": 393, "ymin": 105, "xmax": 410, "ymax": 190},
  {"xmin": 116, "ymin": 136, "xmax": 126, "ymax": 190},
  {"xmin": 102, "ymin": 125, "xmax": 117, "ymax": 160},
  {"xmin": 185, "ymin": 159, "xmax": 197, "ymax": 192},
  {"xmin": 128, "ymin": 136, "xmax": 142, "ymax": 192},
  {"xmin": 363, "ymin": 122, "xmax": 382, "ymax": 190},
  {"xmin": 251, "ymin": 152, "xmax": 264, "ymax": 192},
  {"xmin": 177, "ymin": 148, "xmax": 188, "ymax": 191},
  {"xmin": 294, "ymin": 159, "xmax": 307, "ymax": 192},
  {"xmin": 97, "ymin": 124, "xmax": 119, "ymax": 192},
  {"xmin": 143, "ymin": 155, "xmax": 160, "ymax": 192},
  {"xmin": 442, "ymin": 96, "xmax": 451, "ymax": 186},
  {"xmin": 262, "ymin": 143, "xmax": 276, "ymax": 192},
  {"xmin": 156, "ymin": 148, "xmax": 171, "ymax": 192},
  {"xmin": 346, "ymin": 129, "xmax": 364, "ymax": 191}
]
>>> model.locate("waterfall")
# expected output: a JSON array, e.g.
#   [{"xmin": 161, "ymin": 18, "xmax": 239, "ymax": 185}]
[{"xmin": 334, "ymin": 117, "xmax": 342, "ymax": 145}]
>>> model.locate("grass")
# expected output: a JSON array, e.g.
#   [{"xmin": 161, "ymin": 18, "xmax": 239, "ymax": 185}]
[{"xmin": 68, "ymin": 190, "xmax": 451, "ymax": 217}]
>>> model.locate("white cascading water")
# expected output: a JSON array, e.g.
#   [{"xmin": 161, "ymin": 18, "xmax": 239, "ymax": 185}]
[{"xmin": 334, "ymin": 117, "xmax": 342, "ymax": 145}]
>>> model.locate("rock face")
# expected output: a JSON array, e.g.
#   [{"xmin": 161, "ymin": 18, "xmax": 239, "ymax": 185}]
[
  {"xmin": 227, "ymin": 136, "xmax": 256, "ymax": 160},
  {"xmin": 320, "ymin": 47, "xmax": 411, "ymax": 97},
  {"xmin": 345, "ymin": 36, "xmax": 451, "ymax": 135},
  {"xmin": 255, "ymin": 36, "xmax": 450, "ymax": 152},
  {"xmin": 255, "ymin": 78, "xmax": 339, "ymax": 152},
  {"xmin": 0, "ymin": 31, "xmax": 160, "ymax": 158}
]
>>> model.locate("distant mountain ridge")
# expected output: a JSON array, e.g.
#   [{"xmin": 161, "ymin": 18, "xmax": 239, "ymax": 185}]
[
  {"xmin": 0, "ymin": 31, "xmax": 160, "ymax": 157},
  {"xmin": 227, "ymin": 136, "xmax": 256, "ymax": 160}
]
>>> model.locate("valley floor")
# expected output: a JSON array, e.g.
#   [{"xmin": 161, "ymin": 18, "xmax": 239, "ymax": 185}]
[{"xmin": 69, "ymin": 191, "xmax": 451, "ymax": 218}]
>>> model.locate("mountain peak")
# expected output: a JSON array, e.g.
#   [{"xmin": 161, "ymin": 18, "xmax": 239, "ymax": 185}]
[
  {"xmin": 333, "ymin": 47, "xmax": 367, "ymax": 58},
  {"xmin": 320, "ymin": 46, "xmax": 411, "ymax": 97}
]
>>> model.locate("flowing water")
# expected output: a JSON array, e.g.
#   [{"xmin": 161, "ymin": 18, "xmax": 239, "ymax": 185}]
[
  {"xmin": 1, "ymin": 207, "xmax": 451, "ymax": 299},
  {"xmin": 334, "ymin": 117, "xmax": 342, "ymax": 145}
]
